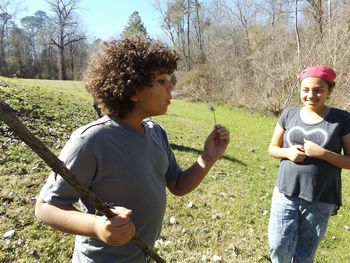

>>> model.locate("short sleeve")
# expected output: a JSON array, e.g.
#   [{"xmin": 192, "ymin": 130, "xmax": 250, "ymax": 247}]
[
  {"xmin": 340, "ymin": 111, "xmax": 350, "ymax": 137},
  {"xmin": 157, "ymin": 124, "xmax": 182, "ymax": 183},
  {"xmin": 277, "ymin": 108, "xmax": 290, "ymax": 129},
  {"xmin": 39, "ymin": 133, "xmax": 97, "ymax": 206},
  {"xmin": 165, "ymin": 146, "xmax": 182, "ymax": 183}
]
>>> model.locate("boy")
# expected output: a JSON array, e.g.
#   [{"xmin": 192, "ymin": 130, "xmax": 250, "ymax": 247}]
[{"xmin": 35, "ymin": 36, "xmax": 230, "ymax": 262}]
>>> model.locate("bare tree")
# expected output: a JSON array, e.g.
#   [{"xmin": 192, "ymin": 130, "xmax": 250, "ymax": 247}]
[
  {"xmin": 0, "ymin": 0, "xmax": 21, "ymax": 73},
  {"xmin": 327, "ymin": 0, "xmax": 332, "ymax": 38},
  {"xmin": 254, "ymin": 0, "xmax": 293, "ymax": 29},
  {"xmin": 45, "ymin": 0, "xmax": 86, "ymax": 80},
  {"xmin": 186, "ymin": 0, "xmax": 191, "ymax": 70},
  {"xmin": 20, "ymin": 11, "xmax": 49, "ymax": 62},
  {"xmin": 0, "ymin": 11, "xmax": 11, "ymax": 71},
  {"xmin": 154, "ymin": 0, "xmax": 191, "ymax": 70},
  {"xmin": 306, "ymin": 0, "xmax": 324, "ymax": 35},
  {"xmin": 7, "ymin": 25, "xmax": 31, "ymax": 77},
  {"xmin": 295, "ymin": 0, "xmax": 301, "ymax": 60},
  {"xmin": 221, "ymin": 0, "xmax": 255, "ymax": 55},
  {"xmin": 153, "ymin": 0, "xmax": 177, "ymax": 45},
  {"xmin": 192, "ymin": 0, "xmax": 207, "ymax": 63}
]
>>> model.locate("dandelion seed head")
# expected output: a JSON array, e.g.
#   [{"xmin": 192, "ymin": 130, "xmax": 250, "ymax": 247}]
[
  {"xmin": 208, "ymin": 103, "xmax": 215, "ymax": 112},
  {"xmin": 208, "ymin": 103, "xmax": 217, "ymax": 125}
]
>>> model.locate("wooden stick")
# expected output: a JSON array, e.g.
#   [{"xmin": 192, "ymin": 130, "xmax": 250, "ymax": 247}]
[{"xmin": 0, "ymin": 99, "xmax": 166, "ymax": 263}]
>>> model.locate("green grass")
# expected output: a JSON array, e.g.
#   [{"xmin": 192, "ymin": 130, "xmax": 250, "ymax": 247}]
[{"xmin": 0, "ymin": 77, "xmax": 349, "ymax": 262}]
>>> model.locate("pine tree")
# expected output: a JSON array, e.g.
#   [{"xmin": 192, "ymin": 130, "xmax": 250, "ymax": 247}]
[{"xmin": 122, "ymin": 11, "xmax": 148, "ymax": 38}]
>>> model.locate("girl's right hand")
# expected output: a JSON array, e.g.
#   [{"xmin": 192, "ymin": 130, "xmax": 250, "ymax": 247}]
[
  {"xmin": 93, "ymin": 206, "xmax": 135, "ymax": 246},
  {"xmin": 287, "ymin": 145, "xmax": 307, "ymax": 163}
]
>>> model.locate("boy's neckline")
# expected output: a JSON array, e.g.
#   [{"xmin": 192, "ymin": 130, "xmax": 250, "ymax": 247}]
[{"xmin": 108, "ymin": 116, "xmax": 146, "ymax": 135}]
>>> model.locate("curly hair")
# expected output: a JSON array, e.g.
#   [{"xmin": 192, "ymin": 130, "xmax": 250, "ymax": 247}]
[{"xmin": 85, "ymin": 36, "xmax": 179, "ymax": 118}]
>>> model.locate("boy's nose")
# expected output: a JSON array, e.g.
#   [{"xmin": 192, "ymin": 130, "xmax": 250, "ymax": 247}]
[{"xmin": 167, "ymin": 81, "xmax": 174, "ymax": 92}]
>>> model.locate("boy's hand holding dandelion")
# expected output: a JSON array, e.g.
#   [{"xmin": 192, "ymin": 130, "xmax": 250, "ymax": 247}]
[
  {"xmin": 202, "ymin": 124, "xmax": 230, "ymax": 164},
  {"xmin": 203, "ymin": 103, "xmax": 229, "ymax": 163},
  {"xmin": 166, "ymin": 105, "xmax": 230, "ymax": 196}
]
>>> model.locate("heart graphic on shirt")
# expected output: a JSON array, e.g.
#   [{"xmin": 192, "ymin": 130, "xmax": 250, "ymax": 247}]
[{"xmin": 286, "ymin": 126, "xmax": 328, "ymax": 147}]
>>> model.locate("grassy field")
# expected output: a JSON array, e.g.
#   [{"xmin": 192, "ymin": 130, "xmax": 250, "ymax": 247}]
[{"xmin": 0, "ymin": 77, "xmax": 349, "ymax": 263}]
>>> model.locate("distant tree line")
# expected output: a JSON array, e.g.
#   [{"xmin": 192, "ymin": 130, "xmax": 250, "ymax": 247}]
[
  {"xmin": 0, "ymin": 1, "xmax": 150, "ymax": 81},
  {"xmin": 0, "ymin": 0, "xmax": 95, "ymax": 80},
  {"xmin": 155, "ymin": 0, "xmax": 350, "ymax": 114},
  {"xmin": 1, "ymin": 0, "xmax": 349, "ymax": 114}
]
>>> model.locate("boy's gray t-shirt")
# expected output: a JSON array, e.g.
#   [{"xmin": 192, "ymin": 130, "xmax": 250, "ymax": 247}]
[
  {"xmin": 276, "ymin": 107, "xmax": 350, "ymax": 205},
  {"xmin": 39, "ymin": 116, "xmax": 182, "ymax": 262}
]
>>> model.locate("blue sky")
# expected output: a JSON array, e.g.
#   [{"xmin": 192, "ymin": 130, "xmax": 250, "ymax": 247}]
[{"xmin": 20, "ymin": 0, "xmax": 166, "ymax": 41}]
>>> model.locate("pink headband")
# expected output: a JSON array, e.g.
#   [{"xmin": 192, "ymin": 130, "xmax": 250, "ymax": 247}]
[{"xmin": 300, "ymin": 66, "xmax": 336, "ymax": 84}]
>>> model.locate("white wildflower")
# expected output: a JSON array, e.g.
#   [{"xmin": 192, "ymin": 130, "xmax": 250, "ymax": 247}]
[
  {"xmin": 3, "ymin": 230, "xmax": 15, "ymax": 239},
  {"xmin": 212, "ymin": 254, "xmax": 222, "ymax": 261},
  {"xmin": 169, "ymin": 216, "xmax": 176, "ymax": 225}
]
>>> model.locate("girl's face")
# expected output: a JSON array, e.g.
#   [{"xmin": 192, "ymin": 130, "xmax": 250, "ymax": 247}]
[{"xmin": 300, "ymin": 77, "xmax": 333, "ymax": 111}]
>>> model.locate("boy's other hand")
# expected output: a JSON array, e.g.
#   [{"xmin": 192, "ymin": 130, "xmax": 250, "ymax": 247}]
[{"xmin": 94, "ymin": 206, "xmax": 135, "ymax": 246}]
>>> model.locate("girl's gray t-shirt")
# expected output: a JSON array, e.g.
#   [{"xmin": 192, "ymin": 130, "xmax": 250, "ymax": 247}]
[
  {"xmin": 39, "ymin": 116, "xmax": 182, "ymax": 262},
  {"xmin": 276, "ymin": 107, "xmax": 350, "ymax": 205}
]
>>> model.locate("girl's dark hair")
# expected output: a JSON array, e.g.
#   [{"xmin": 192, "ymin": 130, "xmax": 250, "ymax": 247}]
[
  {"xmin": 85, "ymin": 36, "xmax": 179, "ymax": 118},
  {"xmin": 324, "ymin": 80, "xmax": 335, "ymax": 89}
]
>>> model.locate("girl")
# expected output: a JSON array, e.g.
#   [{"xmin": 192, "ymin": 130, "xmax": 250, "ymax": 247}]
[{"xmin": 268, "ymin": 65, "xmax": 350, "ymax": 263}]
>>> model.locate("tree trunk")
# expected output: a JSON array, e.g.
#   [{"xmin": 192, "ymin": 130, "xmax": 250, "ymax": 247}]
[
  {"xmin": 328, "ymin": 0, "xmax": 332, "ymax": 38},
  {"xmin": 308, "ymin": 0, "xmax": 323, "ymax": 35},
  {"xmin": 0, "ymin": 23, "xmax": 7, "ymax": 72},
  {"xmin": 59, "ymin": 46, "xmax": 66, "ymax": 80},
  {"xmin": 295, "ymin": 0, "xmax": 301, "ymax": 60},
  {"xmin": 194, "ymin": 0, "xmax": 206, "ymax": 63},
  {"xmin": 69, "ymin": 44, "xmax": 75, "ymax": 79},
  {"xmin": 59, "ymin": 27, "xmax": 66, "ymax": 80},
  {"xmin": 244, "ymin": 26, "xmax": 252, "ymax": 55},
  {"xmin": 186, "ymin": 0, "xmax": 191, "ymax": 71}
]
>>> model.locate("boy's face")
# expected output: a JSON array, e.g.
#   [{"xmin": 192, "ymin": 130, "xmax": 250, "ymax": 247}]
[{"xmin": 130, "ymin": 71, "xmax": 174, "ymax": 118}]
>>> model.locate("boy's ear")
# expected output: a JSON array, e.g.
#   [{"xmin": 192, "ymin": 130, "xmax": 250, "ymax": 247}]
[{"xmin": 130, "ymin": 93, "xmax": 138, "ymax": 102}]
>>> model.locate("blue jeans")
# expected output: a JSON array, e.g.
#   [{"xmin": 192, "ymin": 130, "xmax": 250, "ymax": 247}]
[{"xmin": 268, "ymin": 187, "xmax": 335, "ymax": 263}]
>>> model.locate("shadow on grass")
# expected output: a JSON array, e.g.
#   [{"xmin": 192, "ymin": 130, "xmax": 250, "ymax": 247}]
[{"xmin": 170, "ymin": 143, "xmax": 246, "ymax": 166}]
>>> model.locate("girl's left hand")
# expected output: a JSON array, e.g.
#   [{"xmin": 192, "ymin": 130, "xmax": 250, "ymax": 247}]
[{"xmin": 303, "ymin": 139, "xmax": 325, "ymax": 158}]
